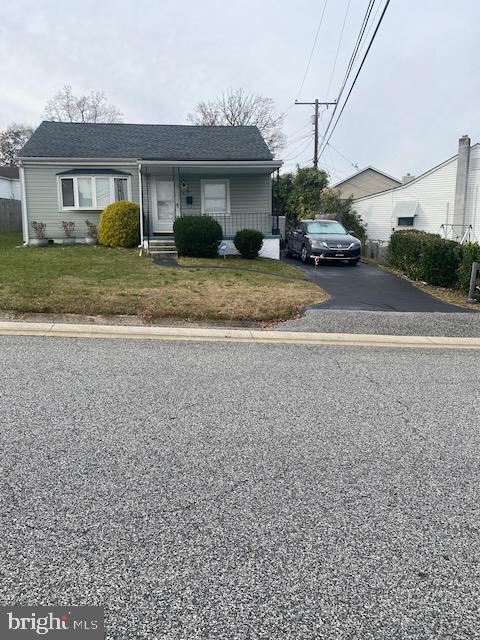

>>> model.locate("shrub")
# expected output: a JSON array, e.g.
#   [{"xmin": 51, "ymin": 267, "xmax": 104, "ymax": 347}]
[
  {"xmin": 98, "ymin": 200, "xmax": 140, "ymax": 248},
  {"xmin": 85, "ymin": 220, "xmax": 97, "ymax": 239},
  {"xmin": 62, "ymin": 221, "xmax": 75, "ymax": 238},
  {"xmin": 31, "ymin": 221, "xmax": 46, "ymax": 239},
  {"xmin": 234, "ymin": 229, "xmax": 264, "ymax": 259},
  {"xmin": 389, "ymin": 230, "xmax": 461, "ymax": 287},
  {"xmin": 458, "ymin": 242, "xmax": 480, "ymax": 293},
  {"xmin": 173, "ymin": 216, "xmax": 222, "ymax": 258}
]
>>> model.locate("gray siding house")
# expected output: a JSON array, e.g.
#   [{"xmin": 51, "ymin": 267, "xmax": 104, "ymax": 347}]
[{"xmin": 18, "ymin": 121, "xmax": 282, "ymax": 257}]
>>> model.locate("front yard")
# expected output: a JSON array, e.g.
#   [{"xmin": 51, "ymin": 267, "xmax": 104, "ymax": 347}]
[{"xmin": 0, "ymin": 233, "xmax": 325, "ymax": 322}]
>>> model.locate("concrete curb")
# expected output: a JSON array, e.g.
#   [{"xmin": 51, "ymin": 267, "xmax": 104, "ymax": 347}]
[{"xmin": 1, "ymin": 320, "xmax": 480, "ymax": 349}]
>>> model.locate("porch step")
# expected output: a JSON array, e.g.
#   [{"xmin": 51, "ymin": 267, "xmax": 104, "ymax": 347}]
[
  {"xmin": 147, "ymin": 238, "xmax": 178, "ymax": 259},
  {"xmin": 148, "ymin": 239, "xmax": 176, "ymax": 248}
]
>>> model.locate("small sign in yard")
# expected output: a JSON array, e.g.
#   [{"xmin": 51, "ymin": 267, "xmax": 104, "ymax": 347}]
[{"xmin": 219, "ymin": 243, "xmax": 228, "ymax": 259}]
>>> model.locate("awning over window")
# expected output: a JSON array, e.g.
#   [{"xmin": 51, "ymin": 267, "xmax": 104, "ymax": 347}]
[
  {"xmin": 393, "ymin": 201, "xmax": 418, "ymax": 219},
  {"xmin": 56, "ymin": 168, "xmax": 130, "ymax": 176}
]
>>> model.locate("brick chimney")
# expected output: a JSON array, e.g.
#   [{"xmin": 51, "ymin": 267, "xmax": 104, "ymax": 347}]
[{"xmin": 453, "ymin": 135, "xmax": 471, "ymax": 227}]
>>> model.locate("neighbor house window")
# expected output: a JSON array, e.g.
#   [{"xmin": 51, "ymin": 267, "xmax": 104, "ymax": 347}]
[
  {"xmin": 201, "ymin": 180, "xmax": 230, "ymax": 215},
  {"xmin": 397, "ymin": 217, "xmax": 414, "ymax": 227},
  {"xmin": 58, "ymin": 175, "xmax": 131, "ymax": 210}
]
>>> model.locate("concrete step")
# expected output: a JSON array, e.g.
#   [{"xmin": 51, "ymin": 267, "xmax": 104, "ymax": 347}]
[
  {"xmin": 149, "ymin": 241, "xmax": 176, "ymax": 247},
  {"xmin": 149, "ymin": 250, "xmax": 178, "ymax": 258}
]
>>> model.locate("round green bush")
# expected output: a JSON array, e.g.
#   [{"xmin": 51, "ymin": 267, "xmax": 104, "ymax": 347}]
[
  {"xmin": 174, "ymin": 216, "xmax": 223, "ymax": 258},
  {"xmin": 98, "ymin": 200, "xmax": 140, "ymax": 248},
  {"xmin": 234, "ymin": 229, "xmax": 264, "ymax": 259}
]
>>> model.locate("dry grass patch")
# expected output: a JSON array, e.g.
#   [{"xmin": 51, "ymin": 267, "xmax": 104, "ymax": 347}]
[{"xmin": 0, "ymin": 235, "xmax": 326, "ymax": 321}]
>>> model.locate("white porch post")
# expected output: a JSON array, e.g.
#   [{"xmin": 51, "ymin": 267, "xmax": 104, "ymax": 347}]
[{"xmin": 138, "ymin": 163, "xmax": 144, "ymax": 247}]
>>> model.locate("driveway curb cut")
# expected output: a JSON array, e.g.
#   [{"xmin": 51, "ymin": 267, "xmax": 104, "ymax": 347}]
[{"xmin": 1, "ymin": 321, "xmax": 480, "ymax": 349}]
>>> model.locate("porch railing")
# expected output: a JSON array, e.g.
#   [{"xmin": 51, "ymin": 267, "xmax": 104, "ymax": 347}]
[{"xmin": 182, "ymin": 212, "xmax": 278, "ymax": 238}]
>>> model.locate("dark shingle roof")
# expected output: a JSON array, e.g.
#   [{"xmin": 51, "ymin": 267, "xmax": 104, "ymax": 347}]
[
  {"xmin": 19, "ymin": 121, "xmax": 273, "ymax": 161},
  {"xmin": 0, "ymin": 166, "xmax": 19, "ymax": 179}
]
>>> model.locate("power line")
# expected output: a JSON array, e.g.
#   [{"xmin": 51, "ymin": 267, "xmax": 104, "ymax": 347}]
[
  {"xmin": 282, "ymin": 138, "xmax": 314, "ymax": 162},
  {"xmin": 284, "ymin": 130, "xmax": 312, "ymax": 145},
  {"xmin": 295, "ymin": 0, "xmax": 329, "ymax": 101},
  {"xmin": 318, "ymin": 0, "xmax": 377, "ymax": 152},
  {"xmin": 319, "ymin": 0, "xmax": 391, "ymax": 157},
  {"xmin": 327, "ymin": 142, "xmax": 359, "ymax": 170},
  {"xmin": 324, "ymin": 0, "xmax": 352, "ymax": 101}
]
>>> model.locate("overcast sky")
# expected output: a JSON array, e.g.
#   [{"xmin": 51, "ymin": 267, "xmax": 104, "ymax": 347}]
[{"xmin": 1, "ymin": 0, "xmax": 480, "ymax": 180}]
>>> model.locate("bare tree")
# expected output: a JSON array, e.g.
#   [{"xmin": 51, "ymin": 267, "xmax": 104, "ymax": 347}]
[
  {"xmin": 188, "ymin": 88, "xmax": 286, "ymax": 155},
  {"xmin": 44, "ymin": 85, "xmax": 123, "ymax": 123},
  {"xmin": 0, "ymin": 123, "xmax": 34, "ymax": 165}
]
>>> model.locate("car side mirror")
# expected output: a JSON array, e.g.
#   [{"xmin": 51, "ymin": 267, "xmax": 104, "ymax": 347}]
[{"xmin": 348, "ymin": 230, "xmax": 356, "ymax": 236}]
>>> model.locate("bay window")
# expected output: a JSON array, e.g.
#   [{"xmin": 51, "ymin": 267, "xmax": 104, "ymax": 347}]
[
  {"xmin": 201, "ymin": 179, "xmax": 230, "ymax": 215},
  {"xmin": 58, "ymin": 174, "xmax": 131, "ymax": 210}
]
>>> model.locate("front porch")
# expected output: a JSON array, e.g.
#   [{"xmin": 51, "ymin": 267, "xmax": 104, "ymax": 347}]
[{"xmin": 138, "ymin": 162, "xmax": 281, "ymax": 258}]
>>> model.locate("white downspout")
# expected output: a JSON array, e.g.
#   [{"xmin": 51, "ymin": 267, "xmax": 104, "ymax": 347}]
[
  {"xmin": 138, "ymin": 163, "xmax": 144, "ymax": 249},
  {"xmin": 19, "ymin": 161, "xmax": 29, "ymax": 244}
]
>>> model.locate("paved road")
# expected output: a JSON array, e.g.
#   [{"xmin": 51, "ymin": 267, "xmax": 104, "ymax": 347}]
[
  {"xmin": 1, "ymin": 336, "xmax": 479, "ymax": 639},
  {"xmin": 284, "ymin": 257, "xmax": 470, "ymax": 312},
  {"xmin": 276, "ymin": 309, "xmax": 480, "ymax": 336}
]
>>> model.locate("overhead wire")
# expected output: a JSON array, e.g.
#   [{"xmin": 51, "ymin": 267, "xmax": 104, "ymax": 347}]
[
  {"xmin": 295, "ymin": 0, "xmax": 329, "ymax": 101},
  {"xmin": 324, "ymin": 0, "xmax": 352, "ymax": 101},
  {"xmin": 318, "ymin": 0, "xmax": 391, "ymax": 157},
  {"xmin": 317, "ymin": 0, "xmax": 377, "ymax": 153}
]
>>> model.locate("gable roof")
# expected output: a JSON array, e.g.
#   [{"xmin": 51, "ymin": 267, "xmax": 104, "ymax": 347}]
[
  {"xmin": 332, "ymin": 166, "xmax": 401, "ymax": 189},
  {"xmin": 353, "ymin": 143, "xmax": 480, "ymax": 202},
  {"xmin": 18, "ymin": 121, "xmax": 274, "ymax": 161},
  {"xmin": 0, "ymin": 166, "xmax": 19, "ymax": 179}
]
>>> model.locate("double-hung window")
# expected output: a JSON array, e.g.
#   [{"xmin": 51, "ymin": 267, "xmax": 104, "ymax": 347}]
[
  {"xmin": 201, "ymin": 179, "xmax": 230, "ymax": 215},
  {"xmin": 58, "ymin": 175, "xmax": 131, "ymax": 210}
]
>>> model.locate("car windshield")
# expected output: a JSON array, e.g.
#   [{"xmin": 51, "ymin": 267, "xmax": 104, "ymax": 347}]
[{"xmin": 306, "ymin": 221, "xmax": 347, "ymax": 235}]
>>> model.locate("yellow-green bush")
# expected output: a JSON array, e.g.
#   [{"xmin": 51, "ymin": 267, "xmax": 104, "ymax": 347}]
[{"xmin": 98, "ymin": 200, "xmax": 140, "ymax": 248}]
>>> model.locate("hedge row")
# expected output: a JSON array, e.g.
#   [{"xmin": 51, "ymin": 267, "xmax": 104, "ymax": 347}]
[
  {"xmin": 389, "ymin": 230, "xmax": 480, "ymax": 292},
  {"xmin": 458, "ymin": 242, "xmax": 480, "ymax": 293}
]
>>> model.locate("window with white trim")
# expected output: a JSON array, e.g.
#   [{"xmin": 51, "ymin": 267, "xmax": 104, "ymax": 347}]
[
  {"xmin": 58, "ymin": 175, "xmax": 131, "ymax": 210},
  {"xmin": 201, "ymin": 179, "xmax": 230, "ymax": 215}
]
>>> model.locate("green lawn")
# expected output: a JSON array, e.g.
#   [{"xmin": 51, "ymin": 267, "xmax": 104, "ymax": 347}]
[{"xmin": 0, "ymin": 234, "xmax": 325, "ymax": 322}]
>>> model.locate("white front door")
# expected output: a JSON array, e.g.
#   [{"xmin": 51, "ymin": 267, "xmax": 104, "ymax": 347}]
[{"xmin": 153, "ymin": 180, "xmax": 175, "ymax": 233}]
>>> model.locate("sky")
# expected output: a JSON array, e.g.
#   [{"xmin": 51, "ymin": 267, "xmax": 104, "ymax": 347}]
[{"xmin": 1, "ymin": 0, "xmax": 480, "ymax": 181}]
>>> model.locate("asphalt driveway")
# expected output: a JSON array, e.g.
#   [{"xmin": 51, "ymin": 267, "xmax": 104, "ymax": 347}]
[
  {"xmin": 284, "ymin": 257, "xmax": 468, "ymax": 312},
  {"xmin": 1, "ymin": 336, "xmax": 479, "ymax": 639}
]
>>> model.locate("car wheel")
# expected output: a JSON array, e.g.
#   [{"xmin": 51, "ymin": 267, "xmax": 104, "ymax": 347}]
[
  {"xmin": 301, "ymin": 245, "xmax": 310, "ymax": 263},
  {"xmin": 348, "ymin": 258, "xmax": 360, "ymax": 266}
]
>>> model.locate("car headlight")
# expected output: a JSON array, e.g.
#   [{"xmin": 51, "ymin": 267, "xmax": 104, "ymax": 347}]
[{"xmin": 348, "ymin": 241, "xmax": 361, "ymax": 249}]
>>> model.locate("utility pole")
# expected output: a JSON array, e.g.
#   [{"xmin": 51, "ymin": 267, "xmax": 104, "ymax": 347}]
[{"xmin": 295, "ymin": 99, "xmax": 336, "ymax": 169}]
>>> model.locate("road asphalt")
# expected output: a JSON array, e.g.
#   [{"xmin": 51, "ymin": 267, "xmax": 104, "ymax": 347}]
[
  {"xmin": 1, "ymin": 336, "xmax": 479, "ymax": 639},
  {"xmin": 276, "ymin": 309, "xmax": 480, "ymax": 337}
]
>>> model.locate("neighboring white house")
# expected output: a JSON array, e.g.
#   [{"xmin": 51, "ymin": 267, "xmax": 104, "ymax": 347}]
[
  {"xmin": 353, "ymin": 136, "xmax": 480, "ymax": 243},
  {"xmin": 0, "ymin": 167, "xmax": 21, "ymax": 200},
  {"xmin": 332, "ymin": 166, "xmax": 401, "ymax": 200}
]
